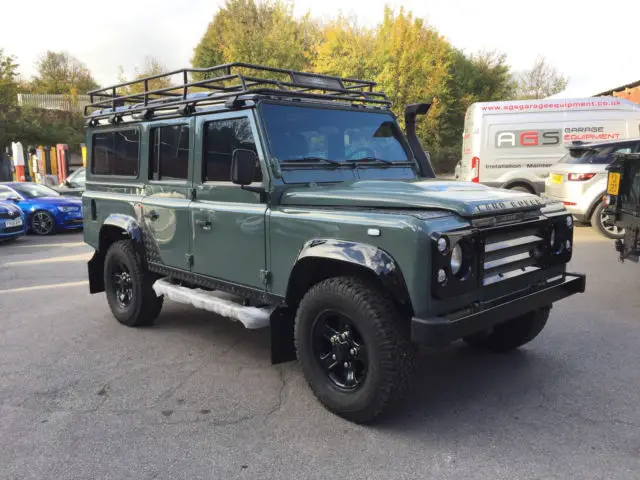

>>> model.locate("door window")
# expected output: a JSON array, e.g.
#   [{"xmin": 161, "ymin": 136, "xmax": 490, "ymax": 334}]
[
  {"xmin": 202, "ymin": 118, "xmax": 262, "ymax": 183},
  {"xmin": 149, "ymin": 125, "xmax": 190, "ymax": 181}
]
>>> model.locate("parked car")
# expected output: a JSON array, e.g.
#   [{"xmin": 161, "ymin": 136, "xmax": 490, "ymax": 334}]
[
  {"xmin": 53, "ymin": 167, "xmax": 86, "ymax": 197},
  {"xmin": 0, "ymin": 200, "xmax": 26, "ymax": 242},
  {"xmin": 0, "ymin": 182, "xmax": 83, "ymax": 235},
  {"xmin": 456, "ymin": 97, "xmax": 640, "ymax": 194},
  {"xmin": 542, "ymin": 138, "xmax": 640, "ymax": 238}
]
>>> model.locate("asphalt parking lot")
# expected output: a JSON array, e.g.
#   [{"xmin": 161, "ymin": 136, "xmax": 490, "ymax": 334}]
[{"xmin": 1, "ymin": 227, "xmax": 639, "ymax": 480}]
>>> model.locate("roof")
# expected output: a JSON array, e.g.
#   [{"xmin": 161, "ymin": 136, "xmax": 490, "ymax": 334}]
[
  {"xmin": 471, "ymin": 96, "xmax": 640, "ymax": 115},
  {"xmin": 595, "ymin": 79, "xmax": 640, "ymax": 97},
  {"xmin": 567, "ymin": 137, "xmax": 640, "ymax": 150},
  {"xmin": 86, "ymin": 63, "xmax": 391, "ymax": 124}
]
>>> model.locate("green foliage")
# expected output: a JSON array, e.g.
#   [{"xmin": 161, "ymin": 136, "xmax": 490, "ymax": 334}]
[
  {"xmin": 0, "ymin": 49, "xmax": 19, "ymax": 106},
  {"xmin": 31, "ymin": 51, "xmax": 99, "ymax": 95}
]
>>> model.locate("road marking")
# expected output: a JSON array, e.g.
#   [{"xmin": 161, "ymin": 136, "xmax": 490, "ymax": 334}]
[
  {"xmin": 0, "ymin": 281, "xmax": 88, "ymax": 294},
  {"xmin": 3, "ymin": 252, "xmax": 92, "ymax": 267},
  {"xmin": 16, "ymin": 242, "xmax": 86, "ymax": 248}
]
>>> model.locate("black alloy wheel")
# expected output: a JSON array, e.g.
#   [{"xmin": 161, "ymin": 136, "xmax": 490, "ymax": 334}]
[
  {"xmin": 311, "ymin": 310, "xmax": 368, "ymax": 391},
  {"xmin": 31, "ymin": 211, "xmax": 55, "ymax": 235},
  {"xmin": 112, "ymin": 261, "xmax": 134, "ymax": 308}
]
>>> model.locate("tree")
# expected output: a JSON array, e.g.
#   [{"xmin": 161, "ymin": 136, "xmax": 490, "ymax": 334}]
[
  {"xmin": 31, "ymin": 51, "xmax": 99, "ymax": 95},
  {"xmin": 516, "ymin": 56, "xmax": 568, "ymax": 99},
  {"xmin": 0, "ymin": 49, "xmax": 19, "ymax": 106},
  {"xmin": 192, "ymin": 0, "xmax": 318, "ymax": 76},
  {"xmin": 118, "ymin": 56, "xmax": 173, "ymax": 95}
]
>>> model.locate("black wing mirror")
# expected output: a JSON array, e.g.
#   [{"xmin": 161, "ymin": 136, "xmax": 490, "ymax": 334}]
[
  {"xmin": 7, "ymin": 195, "xmax": 20, "ymax": 202},
  {"xmin": 231, "ymin": 149, "xmax": 257, "ymax": 186}
]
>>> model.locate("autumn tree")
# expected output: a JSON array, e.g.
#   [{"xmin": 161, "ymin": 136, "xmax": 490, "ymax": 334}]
[
  {"xmin": 516, "ymin": 56, "xmax": 568, "ymax": 99},
  {"xmin": 192, "ymin": 0, "xmax": 318, "ymax": 75},
  {"xmin": 118, "ymin": 56, "xmax": 173, "ymax": 94},
  {"xmin": 31, "ymin": 51, "xmax": 99, "ymax": 95},
  {"xmin": 0, "ymin": 49, "xmax": 19, "ymax": 106}
]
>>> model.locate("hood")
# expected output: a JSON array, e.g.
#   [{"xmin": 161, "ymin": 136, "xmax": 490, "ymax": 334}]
[
  {"xmin": 31, "ymin": 196, "xmax": 81, "ymax": 205},
  {"xmin": 0, "ymin": 201, "xmax": 21, "ymax": 215},
  {"xmin": 280, "ymin": 179, "xmax": 544, "ymax": 217}
]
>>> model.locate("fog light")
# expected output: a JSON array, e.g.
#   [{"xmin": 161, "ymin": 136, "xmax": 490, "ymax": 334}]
[
  {"xmin": 437, "ymin": 237, "xmax": 447, "ymax": 253},
  {"xmin": 566, "ymin": 216, "xmax": 573, "ymax": 228},
  {"xmin": 566, "ymin": 240, "xmax": 571, "ymax": 251},
  {"xmin": 437, "ymin": 269, "xmax": 447, "ymax": 284}
]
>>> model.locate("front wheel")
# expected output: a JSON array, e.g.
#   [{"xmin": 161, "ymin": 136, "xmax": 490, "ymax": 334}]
[
  {"xmin": 463, "ymin": 307, "xmax": 550, "ymax": 352},
  {"xmin": 591, "ymin": 201, "xmax": 624, "ymax": 239},
  {"xmin": 104, "ymin": 240, "xmax": 163, "ymax": 327},
  {"xmin": 31, "ymin": 210, "xmax": 56, "ymax": 236},
  {"xmin": 294, "ymin": 277, "xmax": 416, "ymax": 423}
]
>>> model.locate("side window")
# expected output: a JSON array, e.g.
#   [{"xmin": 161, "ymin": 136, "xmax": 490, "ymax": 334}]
[
  {"xmin": 202, "ymin": 118, "xmax": 262, "ymax": 183},
  {"xmin": 0, "ymin": 186, "xmax": 14, "ymax": 200},
  {"xmin": 92, "ymin": 130, "xmax": 140, "ymax": 176},
  {"xmin": 149, "ymin": 125, "xmax": 190, "ymax": 181}
]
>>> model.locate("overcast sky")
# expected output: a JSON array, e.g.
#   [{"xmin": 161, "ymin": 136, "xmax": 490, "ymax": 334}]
[{"xmin": 1, "ymin": 0, "xmax": 638, "ymax": 97}]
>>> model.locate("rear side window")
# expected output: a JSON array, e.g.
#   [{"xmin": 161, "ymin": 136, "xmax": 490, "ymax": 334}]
[
  {"xmin": 202, "ymin": 118, "xmax": 262, "ymax": 183},
  {"xmin": 149, "ymin": 125, "xmax": 190, "ymax": 181},
  {"xmin": 92, "ymin": 130, "xmax": 140, "ymax": 176}
]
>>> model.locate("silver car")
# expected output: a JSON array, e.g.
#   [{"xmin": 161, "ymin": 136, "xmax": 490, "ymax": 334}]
[{"xmin": 543, "ymin": 139, "xmax": 640, "ymax": 238}]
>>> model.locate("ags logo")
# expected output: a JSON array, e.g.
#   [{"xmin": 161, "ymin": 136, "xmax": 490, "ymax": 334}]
[{"xmin": 495, "ymin": 129, "xmax": 561, "ymax": 148}]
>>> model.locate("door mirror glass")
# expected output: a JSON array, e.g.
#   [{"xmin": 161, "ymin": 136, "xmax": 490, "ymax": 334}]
[{"xmin": 231, "ymin": 149, "xmax": 258, "ymax": 186}]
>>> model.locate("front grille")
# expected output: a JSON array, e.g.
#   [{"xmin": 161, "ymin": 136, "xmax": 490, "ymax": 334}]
[
  {"xmin": 0, "ymin": 211, "xmax": 20, "ymax": 219},
  {"xmin": 2, "ymin": 225, "xmax": 23, "ymax": 234},
  {"xmin": 482, "ymin": 225, "xmax": 545, "ymax": 286}
]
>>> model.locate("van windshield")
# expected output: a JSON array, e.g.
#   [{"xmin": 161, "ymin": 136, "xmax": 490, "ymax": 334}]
[
  {"xmin": 559, "ymin": 144, "xmax": 635, "ymax": 165},
  {"xmin": 260, "ymin": 103, "xmax": 418, "ymax": 183}
]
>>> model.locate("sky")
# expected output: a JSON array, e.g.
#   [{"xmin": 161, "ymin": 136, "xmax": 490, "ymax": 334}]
[{"xmin": 1, "ymin": 0, "xmax": 638, "ymax": 98}]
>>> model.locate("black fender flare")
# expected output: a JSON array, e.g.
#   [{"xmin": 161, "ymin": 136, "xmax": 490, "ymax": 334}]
[
  {"xmin": 88, "ymin": 214, "xmax": 146, "ymax": 294},
  {"xmin": 285, "ymin": 239, "xmax": 412, "ymax": 311}
]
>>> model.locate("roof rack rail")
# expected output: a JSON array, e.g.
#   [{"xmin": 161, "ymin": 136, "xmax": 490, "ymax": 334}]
[{"xmin": 85, "ymin": 62, "xmax": 391, "ymax": 121}]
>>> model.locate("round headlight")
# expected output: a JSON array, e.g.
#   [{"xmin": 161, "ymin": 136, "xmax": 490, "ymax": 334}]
[{"xmin": 450, "ymin": 243, "xmax": 462, "ymax": 275}]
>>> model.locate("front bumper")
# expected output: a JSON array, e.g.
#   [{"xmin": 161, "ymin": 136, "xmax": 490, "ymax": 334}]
[
  {"xmin": 411, "ymin": 273, "xmax": 586, "ymax": 346},
  {"xmin": 541, "ymin": 192, "xmax": 588, "ymax": 221}
]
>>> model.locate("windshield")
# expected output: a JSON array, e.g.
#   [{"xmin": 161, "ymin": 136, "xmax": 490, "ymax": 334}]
[
  {"xmin": 67, "ymin": 168, "xmax": 86, "ymax": 187},
  {"xmin": 260, "ymin": 103, "xmax": 417, "ymax": 183},
  {"xmin": 559, "ymin": 143, "xmax": 635, "ymax": 165},
  {"xmin": 13, "ymin": 183, "xmax": 60, "ymax": 198}
]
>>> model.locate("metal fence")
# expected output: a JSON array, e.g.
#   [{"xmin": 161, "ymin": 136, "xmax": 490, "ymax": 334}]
[{"xmin": 16, "ymin": 93, "xmax": 91, "ymax": 113}]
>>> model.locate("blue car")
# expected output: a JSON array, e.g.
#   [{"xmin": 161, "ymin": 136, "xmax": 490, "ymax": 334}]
[
  {"xmin": 0, "ymin": 200, "xmax": 26, "ymax": 242},
  {"xmin": 0, "ymin": 182, "xmax": 83, "ymax": 236}
]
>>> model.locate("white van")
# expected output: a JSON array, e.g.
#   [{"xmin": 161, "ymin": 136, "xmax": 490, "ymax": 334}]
[{"xmin": 455, "ymin": 97, "xmax": 640, "ymax": 193}]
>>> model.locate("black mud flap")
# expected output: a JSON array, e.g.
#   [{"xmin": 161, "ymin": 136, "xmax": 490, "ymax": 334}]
[
  {"xmin": 88, "ymin": 251, "xmax": 105, "ymax": 293},
  {"xmin": 270, "ymin": 307, "xmax": 296, "ymax": 365}
]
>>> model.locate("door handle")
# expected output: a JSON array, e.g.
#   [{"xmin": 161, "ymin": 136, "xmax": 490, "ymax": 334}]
[
  {"xmin": 144, "ymin": 210, "xmax": 159, "ymax": 221},
  {"xmin": 195, "ymin": 219, "xmax": 212, "ymax": 231}
]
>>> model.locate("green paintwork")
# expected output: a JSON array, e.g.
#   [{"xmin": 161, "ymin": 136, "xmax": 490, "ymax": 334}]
[{"xmin": 83, "ymin": 101, "xmax": 569, "ymax": 318}]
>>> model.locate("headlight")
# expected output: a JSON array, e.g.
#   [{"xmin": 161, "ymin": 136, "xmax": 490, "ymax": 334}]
[
  {"xmin": 450, "ymin": 243, "xmax": 462, "ymax": 275},
  {"xmin": 58, "ymin": 206, "xmax": 80, "ymax": 213}
]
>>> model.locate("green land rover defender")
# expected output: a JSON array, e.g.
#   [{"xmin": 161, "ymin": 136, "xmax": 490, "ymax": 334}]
[
  {"xmin": 82, "ymin": 63, "xmax": 585, "ymax": 423},
  {"xmin": 605, "ymin": 152, "xmax": 640, "ymax": 262}
]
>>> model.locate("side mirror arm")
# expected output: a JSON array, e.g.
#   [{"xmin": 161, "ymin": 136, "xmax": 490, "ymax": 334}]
[{"xmin": 405, "ymin": 103, "xmax": 436, "ymax": 179}]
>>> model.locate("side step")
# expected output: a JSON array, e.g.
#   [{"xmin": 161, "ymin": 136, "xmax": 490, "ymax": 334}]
[{"xmin": 152, "ymin": 278, "xmax": 273, "ymax": 329}]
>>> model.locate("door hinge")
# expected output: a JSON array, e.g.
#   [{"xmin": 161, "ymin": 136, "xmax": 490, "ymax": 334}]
[
  {"xmin": 260, "ymin": 269, "xmax": 271, "ymax": 285},
  {"xmin": 185, "ymin": 254, "xmax": 194, "ymax": 267}
]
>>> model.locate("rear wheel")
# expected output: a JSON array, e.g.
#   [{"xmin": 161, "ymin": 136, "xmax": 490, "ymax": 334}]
[
  {"xmin": 463, "ymin": 307, "xmax": 550, "ymax": 352},
  {"xmin": 104, "ymin": 240, "xmax": 163, "ymax": 327},
  {"xmin": 591, "ymin": 201, "xmax": 624, "ymax": 239},
  {"xmin": 294, "ymin": 276, "xmax": 416, "ymax": 424}
]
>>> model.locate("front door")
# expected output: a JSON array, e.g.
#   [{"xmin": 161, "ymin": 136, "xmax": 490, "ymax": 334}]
[
  {"xmin": 190, "ymin": 111, "xmax": 267, "ymax": 290},
  {"xmin": 140, "ymin": 120, "xmax": 193, "ymax": 270}
]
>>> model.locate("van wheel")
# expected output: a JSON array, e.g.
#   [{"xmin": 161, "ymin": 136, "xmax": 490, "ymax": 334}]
[
  {"xmin": 104, "ymin": 240, "xmax": 163, "ymax": 327},
  {"xmin": 509, "ymin": 185, "xmax": 533, "ymax": 194},
  {"xmin": 294, "ymin": 277, "xmax": 416, "ymax": 423},
  {"xmin": 591, "ymin": 202, "xmax": 624, "ymax": 239},
  {"xmin": 463, "ymin": 307, "xmax": 550, "ymax": 352}
]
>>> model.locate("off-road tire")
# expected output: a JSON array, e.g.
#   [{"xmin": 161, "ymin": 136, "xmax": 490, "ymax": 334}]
[
  {"xmin": 463, "ymin": 306, "xmax": 551, "ymax": 352},
  {"xmin": 591, "ymin": 201, "xmax": 624, "ymax": 240},
  {"xmin": 104, "ymin": 240, "xmax": 163, "ymax": 327},
  {"xmin": 294, "ymin": 276, "xmax": 416, "ymax": 423}
]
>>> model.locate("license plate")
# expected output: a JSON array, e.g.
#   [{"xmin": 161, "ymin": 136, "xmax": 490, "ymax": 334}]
[
  {"xmin": 607, "ymin": 172, "xmax": 621, "ymax": 195},
  {"xmin": 5, "ymin": 218, "xmax": 22, "ymax": 228},
  {"xmin": 551, "ymin": 173, "xmax": 563, "ymax": 184}
]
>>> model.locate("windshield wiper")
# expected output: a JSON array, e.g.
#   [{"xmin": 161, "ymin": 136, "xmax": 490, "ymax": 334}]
[
  {"xmin": 280, "ymin": 156, "xmax": 344, "ymax": 168},
  {"xmin": 347, "ymin": 156, "xmax": 394, "ymax": 166}
]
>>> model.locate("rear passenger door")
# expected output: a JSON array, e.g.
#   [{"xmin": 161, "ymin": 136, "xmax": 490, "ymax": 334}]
[
  {"xmin": 140, "ymin": 119, "xmax": 194, "ymax": 270},
  {"xmin": 190, "ymin": 111, "xmax": 267, "ymax": 290}
]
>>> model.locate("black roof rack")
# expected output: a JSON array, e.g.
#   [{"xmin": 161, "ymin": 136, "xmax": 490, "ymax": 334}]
[{"xmin": 85, "ymin": 62, "xmax": 391, "ymax": 122}]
